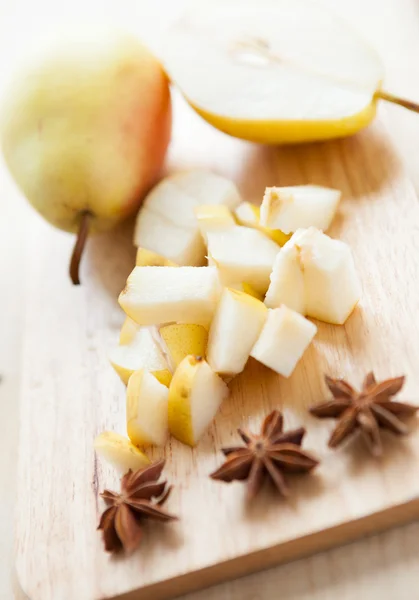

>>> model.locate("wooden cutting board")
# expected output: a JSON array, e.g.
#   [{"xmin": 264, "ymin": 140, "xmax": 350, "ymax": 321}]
[{"xmin": 13, "ymin": 4, "xmax": 419, "ymax": 599}]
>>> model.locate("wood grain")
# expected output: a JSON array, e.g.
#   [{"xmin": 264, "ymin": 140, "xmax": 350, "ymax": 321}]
[{"xmin": 8, "ymin": 0, "xmax": 419, "ymax": 599}]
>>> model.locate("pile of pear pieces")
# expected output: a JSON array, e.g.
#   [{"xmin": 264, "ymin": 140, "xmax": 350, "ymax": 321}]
[{"xmin": 95, "ymin": 170, "xmax": 361, "ymax": 472}]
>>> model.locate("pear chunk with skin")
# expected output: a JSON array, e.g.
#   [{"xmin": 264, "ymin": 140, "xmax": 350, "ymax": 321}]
[
  {"xmin": 159, "ymin": 323, "xmax": 208, "ymax": 370},
  {"xmin": 133, "ymin": 170, "xmax": 241, "ymax": 265},
  {"xmin": 110, "ymin": 323, "xmax": 172, "ymax": 386},
  {"xmin": 265, "ymin": 227, "xmax": 362, "ymax": 325},
  {"xmin": 119, "ymin": 266, "xmax": 221, "ymax": 327},
  {"xmin": 260, "ymin": 186, "xmax": 341, "ymax": 233},
  {"xmin": 94, "ymin": 431, "xmax": 150, "ymax": 473},
  {"xmin": 161, "ymin": 0, "xmax": 383, "ymax": 144},
  {"xmin": 207, "ymin": 288, "xmax": 267, "ymax": 376},
  {"xmin": 168, "ymin": 355, "xmax": 229, "ymax": 446},
  {"xmin": 234, "ymin": 202, "xmax": 290, "ymax": 246},
  {"xmin": 207, "ymin": 226, "xmax": 280, "ymax": 294},
  {"xmin": 251, "ymin": 306, "xmax": 317, "ymax": 377},
  {"xmin": 194, "ymin": 205, "xmax": 236, "ymax": 243},
  {"xmin": 136, "ymin": 247, "xmax": 178, "ymax": 267},
  {"xmin": 126, "ymin": 369, "xmax": 169, "ymax": 447}
]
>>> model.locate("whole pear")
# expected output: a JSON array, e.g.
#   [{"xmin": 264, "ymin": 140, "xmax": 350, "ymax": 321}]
[{"xmin": 1, "ymin": 31, "xmax": 171, "ymax": 283}]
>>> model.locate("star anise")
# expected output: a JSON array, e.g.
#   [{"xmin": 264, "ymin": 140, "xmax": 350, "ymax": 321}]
[
  {"xmin": 309, "ymin": 373, "xmax": 418, "ymax": 456},
  {"xmin": 210, "ymin": 410, "xmax": 318, "ymax": 500},
  {"xmin": 97, "ymin": 460, "xmax": 177, "ymax": 554}
]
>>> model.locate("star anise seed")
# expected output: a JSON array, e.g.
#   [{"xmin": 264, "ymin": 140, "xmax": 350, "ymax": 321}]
[
  {"xmin": 210, "ymin": 410, "xmax": 319, "ymax": 500},
  {"xmin": 97, "ymin": 459, "xmax": 177, "ymax": 554},
  {"xmin": 309, "ymin": 373, "xmax": 418, "ymax": 456}
]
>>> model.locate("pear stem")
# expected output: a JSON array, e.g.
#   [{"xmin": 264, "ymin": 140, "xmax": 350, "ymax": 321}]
[
  {"xmin": 69, "ymin": 211, "xmax": 90, "ymax": 285},
  {"xmin": 377, "ymin": 90, "xmax": 419, "ymax": 114}
]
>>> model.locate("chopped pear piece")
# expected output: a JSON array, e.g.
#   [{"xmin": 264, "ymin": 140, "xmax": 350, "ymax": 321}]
[
  {"xmin": 171, "ymin": 170, "xmax": 241, "ymax": 209},
  {"xmin": 119, "ymin": 317, "xmax": 140, "ymax": 345},
  {"xmin": 133, "ymin": 170, "xmax": 241, "ymax": 265},
  {"xmin": 110, "ymin": 324, "xmax": 172, "ymax": 386},
  {"xmin": 251, "ymin": 306, "xmax": 317, "ymax": 377},
  {"xmin": 161, "ymin": 0, "xmax": 383, "ymax": 143},
  {"xmin": 168, "ymin": 355, "xmax": 229, "ymax": 446},
  {"xmin": 94, "ymin": 431, "xmax": 150, "ymax": 473},
  {"xmin": 159, "ymin": 323, "xmax": 208, "ymax": 370},
  {"xmin": 136, "ymin": 247, "xmax": 178, "ymax": 267},
  {"xmin": 260, "ymin": 185, "xmax": 341, "ymax": 233},
  {"xmin": 119, "ymin": 266, "xmax": 221, "ymax": 327},
  {"xmin": 265, "ymin": 243, "xmax": 306, "ymax": 315},
  {"xmin": 234, "ymin": 202, "xmax": 290, "ymax": 246},
  {"xmin": 207, "ymin": 226, "xmax": 280, "ymax": 294},
  {"xmin": 194, "ymin": 204, "xmax": 236, "ymax": 243},
  {"xmin": 265, "ymin": 227, "xmax": 362, "ymax": 324},
  {"xmin": 126, "ymin": 369, "xmax": 169, "ymax": 447},
  {"xmin": 241, "ymin": 282, "xmax": 264, "ymax": 301},
  {"xmin": 207, "ymin": 288, "xmax": 267, "ymax": 376}
]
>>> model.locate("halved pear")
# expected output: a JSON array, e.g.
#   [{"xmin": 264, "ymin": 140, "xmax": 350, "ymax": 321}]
[
  {"xmin": 207, "ymin": 226, "xmax": 280, "ymax": 294},
  {"xmin": 194, "ymin": 204, "xmax": 236, "ymax": 243},
  {"xmin": 161, "ymin": 0, "xmax": 384, "ymax": 143},
  {"xmin": 136, "ymin": 247, "xmax": 178, "ymax": 267},
  {"xmin": 119, "ymin": 266, "xmax": 221, "ymax": 327},
  {"xmin": 265, "ymin": 227, "xmax": 362, "ymax": 324},
  {"xmin": 168, "ymin": 355, "xmax": 229, "ymax": 446},
  {"xmin": 234, "ymin": 202, "xmax": 290, "ymax": 246},
  {"xmin": 251, "ymin": 306, "xmax": 317, "ymax": 377},
  {"xmin": 133, "ymin": 170, "xmax": 241, "ymax": 265},
  {"xmin": 159, "ymin": 323, "xmax": 208, "ymax": 370},
  {"xmin": 110, "ymin": 323, "xmax": 172, "ymax": 386},
  {"xmin": 260, "ymin": 186, "xmax": 341, "ymax": 233},
  {"xmin": 126, "ymin": 369, "xmax": 169, "ymax": 447},
  {"xmin": 207, "ymin": 288, "xmax": 267, "ymax": 376},
  {"xmin": 94, "ymin": 431, "xmax": 150, "ymax": 473}
]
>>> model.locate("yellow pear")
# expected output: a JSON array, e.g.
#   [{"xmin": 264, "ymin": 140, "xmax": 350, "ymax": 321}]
[
  {"xmin": 161, "ymin": 0, "xmax": 419, "ymax": 144},
  {"xmin": 1, "ymin": 31, "xmax": 171, "ymax": 283}
]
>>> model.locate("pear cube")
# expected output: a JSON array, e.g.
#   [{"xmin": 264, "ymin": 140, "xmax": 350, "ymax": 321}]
[
  {"xmin": 126, "ymin": 369, "xmax": 169, "ymax": 447},
  {"xmin": 110, "ymin": 323, "xmax": 171, "ymax": 386},
  {"xmin": 265, "ymin": 243, "xmax": 306, "ymax": 315},
  {"xmin": 194, "ymin": 204, "xmax": 236, "ymax": 243},
  {"xmin": 159, "ymin": 323, "xmax": 208, "ymax": 370},
  {"xmin": 168, "ymin": 355, "xmax": 229, "ymax": 446},
  {"xmin": 133, "ymin": 170, "xmax": 241, "ymax": 265},
  {"xmin": 119, "ymin": 266, "xmax": 221, "ymax": 327},
  {"xmin": 94, "ymin": 431, "xmax": 150, "ymax": 473},
  {"xmin": 207, "ymin": 288, "xmax": 267, "ymax": 376},
  {"xmin": 207, "ymin": 226, "xmax": 280, "ymax": 294},
  {"xmin": 251, "ymin": 306, "xmax": 317, "ymax": 377},
  {"xmin": 260, "ymin": 185, "xmax": 341, "ymax": 233},
  {"xmin": 136, "ymin": 247, "xmax": 178, "ymax": 267},
  {"xmin": 234, "ymin": 202, "xmax": 290, "ymax": 246},
  {"xmin": 265, "ymin": 227, "xmax": 361, "ymax": 325}
]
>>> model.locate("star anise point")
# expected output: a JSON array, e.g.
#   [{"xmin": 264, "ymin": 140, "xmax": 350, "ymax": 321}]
[
  {"xmin": 210, "ymin": 410, "xmax": 318, "ymax": 499},
  {"xmin": 97, "ymin": 460, "xmax": 177, "ymax": 554},
  {"xmin": 310, "ymin": 373, "xmax": 418, "ymax": 456}
]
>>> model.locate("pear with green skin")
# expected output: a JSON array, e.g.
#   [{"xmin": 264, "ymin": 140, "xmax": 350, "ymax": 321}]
[{"xmin": 0, "ymin": 31, "xmax": 171, "ymax": 284}]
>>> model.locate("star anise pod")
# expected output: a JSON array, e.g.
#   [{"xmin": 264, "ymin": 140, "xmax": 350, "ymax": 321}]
[
  {"xmin": 210, "ymin": 410, "xmax": 318, "ymax": 500},
  {"xmin": 309, "ymin": 373, "xmax": 418, "ymax": 456},
  {"xmin": 97, "ymin": 460, "xmax": 177, "ymax": 554}
]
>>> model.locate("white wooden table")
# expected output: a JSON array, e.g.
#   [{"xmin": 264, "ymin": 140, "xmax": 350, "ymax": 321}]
[{"xmin": 2, "ymin": 0, "xmax": 419, "ymax": 598}]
